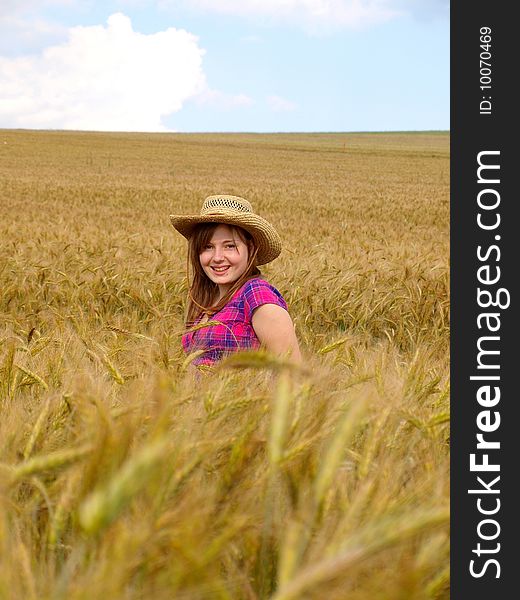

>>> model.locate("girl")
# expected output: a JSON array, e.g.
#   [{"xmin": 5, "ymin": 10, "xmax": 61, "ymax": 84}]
[{"xmin": 170, "ymin": 195, "xmax": 301, "ymax": 368}]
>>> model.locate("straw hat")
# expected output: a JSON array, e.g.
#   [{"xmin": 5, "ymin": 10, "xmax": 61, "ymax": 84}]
[{"xmin": 170, "ymin": 195, "xmax": 282, "ymax": 265}]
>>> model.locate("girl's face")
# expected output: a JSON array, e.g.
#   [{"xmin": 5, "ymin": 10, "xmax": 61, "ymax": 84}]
[{"xmin": 199, "ymin": 224, "xmax": 249, "ymax": 295}]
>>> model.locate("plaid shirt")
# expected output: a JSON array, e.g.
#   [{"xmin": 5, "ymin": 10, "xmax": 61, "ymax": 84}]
[{"xmin": 182, "ymin": 277, "xmax": 288, "ymax": 366}]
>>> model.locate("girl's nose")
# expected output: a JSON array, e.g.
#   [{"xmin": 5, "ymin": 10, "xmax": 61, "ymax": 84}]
[{"xmin": 212, "ymin": 246, "xmax": 224, "ymax": 261}]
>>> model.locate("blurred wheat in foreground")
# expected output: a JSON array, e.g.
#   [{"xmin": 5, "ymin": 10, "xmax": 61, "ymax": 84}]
[{"xmin": 0, "ymin": 130, "xmax": 449, "ymax": 599}]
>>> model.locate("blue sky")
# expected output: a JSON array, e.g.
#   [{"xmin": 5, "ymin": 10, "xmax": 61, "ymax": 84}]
[{"xmin": 0, "ymin": 1, "xmax": 449, "ymax": 132}]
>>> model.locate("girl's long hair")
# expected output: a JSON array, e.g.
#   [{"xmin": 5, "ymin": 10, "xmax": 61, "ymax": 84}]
[{"xmin": 185, "ymin": 223, "xmax": 261, "ymax": 326}]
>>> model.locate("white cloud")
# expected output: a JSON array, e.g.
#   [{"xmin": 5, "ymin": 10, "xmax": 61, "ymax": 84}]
[
  {"xmin": 0, "ymin": 13, "xmax": 207, "ymax": 131},
  {"xmin": 396, "ymin": 0, "xmax": 448, "ymax": 19},
  {"xmin": 170, "ymin": 0, "xmax": 402, "ymax": 30},
  {"xmin": 159, "ymin": 0, "xmax": 447, "ymax": 30},
  {"xmin": 267, "ymin": 95, "xmax": 297, "ymax": 112},
  {"xmin": 0, "ymin": 5, "xmax": 70, "ymax": 56},
  {"xmin": 0, "ymin": 0, "xmax": 74, "ymax": 18}
]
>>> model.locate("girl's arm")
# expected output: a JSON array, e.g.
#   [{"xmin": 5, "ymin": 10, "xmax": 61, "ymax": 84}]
[{"xmin": 251, "ymin": 304, "xmax": 302, "ymax": 363}]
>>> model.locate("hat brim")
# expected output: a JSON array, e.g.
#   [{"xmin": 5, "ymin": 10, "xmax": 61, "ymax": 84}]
[{"xmin": 169, "ymin": 212, "xmax": 282, "ymax": 265}]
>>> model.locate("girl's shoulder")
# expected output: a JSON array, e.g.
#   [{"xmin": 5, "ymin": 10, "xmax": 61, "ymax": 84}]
[
  {"xmin": 236, "ymin": 277, "xmax": 288, "ymax": 315},
  {"xmin": 237, "ymin": 277, "xmax": 282, "ymax": 297}
]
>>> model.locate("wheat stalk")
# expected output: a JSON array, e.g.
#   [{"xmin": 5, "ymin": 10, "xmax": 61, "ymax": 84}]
[
  {"xmin": 273, "ymin": 508, "xmax": 449, "ymax": 600},
  {"xmin": 313, "ymin": 398, "xmax": 367, "ymax": 508},
  {"xmin": 23, "ymin": 397, "xmax": 52, "ymax": 460},
  {"xmin": 78, "ymin": 437, "xmax": 170, "ymax": 534},
  {"xmin": 6, "ymin": 444, "xmax": 93, "ymax": 484}
]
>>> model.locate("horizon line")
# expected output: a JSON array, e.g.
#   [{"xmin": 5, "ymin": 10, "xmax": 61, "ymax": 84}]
[{"xmin": 1, "ymin": 128, "xmax": 450, "ymax": 135}]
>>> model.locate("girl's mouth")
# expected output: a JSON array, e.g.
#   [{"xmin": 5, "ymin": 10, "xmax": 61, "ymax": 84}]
[{"xmin": 211, "ymin": 266, "xmax": 230, "ymax": 274}]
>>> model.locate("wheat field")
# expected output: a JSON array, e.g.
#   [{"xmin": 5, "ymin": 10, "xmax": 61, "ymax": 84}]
[{"xmin": 0, "ymin": 130, "xmax": 449, "ymax": 599}]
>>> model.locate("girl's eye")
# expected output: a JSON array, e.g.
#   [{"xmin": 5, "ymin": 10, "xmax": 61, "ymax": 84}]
[{"xmin": 225, "ymin": 244, "xmax": 237, "ymax": 249}]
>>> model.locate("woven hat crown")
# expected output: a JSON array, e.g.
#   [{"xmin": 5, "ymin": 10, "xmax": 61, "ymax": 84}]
[
  {"xmin": 201, "ymin": 195, "xmax": 252, "ymax": 215},
  {"xmin": 169, "ymin": 193, "xmax": 282, "ymax": 265}
]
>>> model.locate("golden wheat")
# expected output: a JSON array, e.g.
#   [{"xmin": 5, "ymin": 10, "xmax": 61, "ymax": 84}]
[{"xmin": 0, "ymin": 130, "xmax": 449, "ymax": 600}]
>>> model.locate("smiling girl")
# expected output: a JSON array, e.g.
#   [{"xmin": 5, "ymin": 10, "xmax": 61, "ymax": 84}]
[{"xmin": 170, "ymin": 195, "xmax": 301, "ymax": 368}]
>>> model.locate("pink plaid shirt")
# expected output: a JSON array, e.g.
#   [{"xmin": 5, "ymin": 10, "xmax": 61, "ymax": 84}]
[{"xmin": 182, "ymin": 277, "xmax": 288, "ymax": 367}]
